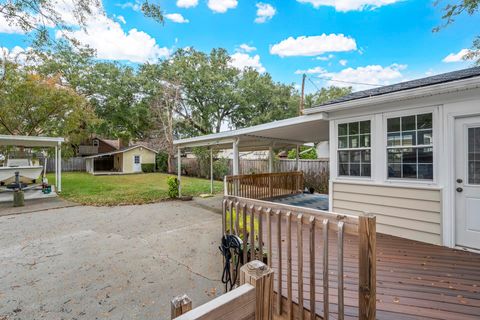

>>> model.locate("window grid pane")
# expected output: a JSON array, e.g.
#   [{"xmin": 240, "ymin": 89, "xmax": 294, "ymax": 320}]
[
  {"xmin": 338, "ymin": 120, "xmax": 371, "ymax": 177},
  {"xmin": 386, "ymin": 113, "xmax": 433, "ymax": 180}
]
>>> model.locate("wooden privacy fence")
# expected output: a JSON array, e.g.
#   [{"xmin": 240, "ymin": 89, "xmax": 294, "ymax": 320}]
[
  {"xmin": 224, "ymin": 172, "xmax": 304, "ymax": 199},
  {"xmin": 171, "ymin": 260, "xmax": 274, "ymax": 320},
  {"xmin": 40, "ymin": 157, "xmax": 86, "ymax": 173},
  {"xmin": 222, "ymin": 196, "xmax": 376, "ymax": 320}
]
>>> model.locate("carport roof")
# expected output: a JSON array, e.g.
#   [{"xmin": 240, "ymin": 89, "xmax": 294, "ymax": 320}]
[
  {"xmin": 0, "ymin": 135, "xmax": 64, "ymax": 148},
  {"xmin": 173, "ymin": 112, "xmax": 329, "ymax": 150}
]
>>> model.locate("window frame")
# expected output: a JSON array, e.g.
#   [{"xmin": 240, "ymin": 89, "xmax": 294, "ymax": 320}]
[
  {"xmin": 92, "ymin": 139, "xmax": 99, "ymax": 147},
  {"xmin": 335, "ymin": 115, "xmax": 374, "ymax": 181},
  {"xmin": 383, "ymin": 107, "xmax": 438, "ymax": 185}
]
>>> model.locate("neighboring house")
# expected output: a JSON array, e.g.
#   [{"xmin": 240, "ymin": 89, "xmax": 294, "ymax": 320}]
[
  {"xmin": 77, "ymin": 137, "xmax": 121, "ymax": 156},
  {"xmin": 85, "ymin": 145, "xmax": 157, "ymax": 175},
  {"xmin": 174, "ymin": 66, "xmax": 480, "ymax": 251}
]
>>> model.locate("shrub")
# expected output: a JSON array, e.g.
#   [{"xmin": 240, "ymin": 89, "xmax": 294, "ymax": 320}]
[
  {"xmin": 213, "ymin": 157, "xmax": 229, "ymax": 180},
  {"xmin": 156, "ymin": 151, "xmax": 168, "ymax": 173},
  {"xmin": 167, "ymin": 176, "xmax": 179, "ymax": 198},
  {"xmin": 141, "ymin": 163, "xmax": 155, "ymax": 173},
  {"xmin": 288, "ymin": 146, "xmax": 317, "ymax": 159}
]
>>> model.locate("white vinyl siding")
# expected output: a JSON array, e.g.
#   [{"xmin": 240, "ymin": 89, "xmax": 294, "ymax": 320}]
[{"xmin": 332, "ymin": 181, "xmax": 442, "ymax": 245}]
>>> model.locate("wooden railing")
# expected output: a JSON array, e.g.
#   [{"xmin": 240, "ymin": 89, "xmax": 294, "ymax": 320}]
[
  {"xmin": 224, "ymin": 172, "xmax": 304, "ymax": 199},
  {"xmin": 171, "ymin": 260, "xmax": 274, "ymax": 320},
  {"xmin": 222, "ymin": 196, "xmax": 376, "ymax": 320}
]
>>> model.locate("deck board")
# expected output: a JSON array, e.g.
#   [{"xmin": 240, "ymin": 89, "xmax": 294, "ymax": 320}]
[{"xmin": 265, "ymin": 218, "xmax": 480, "ymax": 320}]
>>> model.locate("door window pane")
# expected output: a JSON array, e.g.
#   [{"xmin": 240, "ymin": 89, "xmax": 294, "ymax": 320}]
[{"xmin": 468, "ymin": 127, "xmax": 480, "ymax": 184}]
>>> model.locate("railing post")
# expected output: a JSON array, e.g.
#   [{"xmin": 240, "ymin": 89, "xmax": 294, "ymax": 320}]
[
  {"xmin": 358, "ymin": 214, "xmax": 376, "ymax": 320},
  {"xmin": 240, "ymin": 260, "xmax": 274, "ymax": 320},
  {"xmin": 171, "ymin": 294, "xmax": 192, "ymax": 319}
]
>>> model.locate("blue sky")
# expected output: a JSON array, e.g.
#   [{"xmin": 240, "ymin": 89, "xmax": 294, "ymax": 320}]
[{"xmin": 1, "ymin": 0, "xmax": 479, "ymax": 92}]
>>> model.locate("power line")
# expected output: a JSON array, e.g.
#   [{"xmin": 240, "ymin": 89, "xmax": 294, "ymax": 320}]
[
  {"xmin": 316, "ymin": 76, "xmax": 383, "ymax": 87},
  {"xmin": 306, "ymin": 75, "xmax": 321, "ymax": 92}
]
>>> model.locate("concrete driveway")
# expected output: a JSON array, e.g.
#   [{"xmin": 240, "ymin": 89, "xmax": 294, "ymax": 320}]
[{"xmin": 0, "ymin": 199, "xmax": 224, "ymax": 319}]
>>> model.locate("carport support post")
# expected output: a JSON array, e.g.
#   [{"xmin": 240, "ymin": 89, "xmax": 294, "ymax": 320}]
[
  {"xmin": 232, "ymin": 139, "xmax": 239, "ymax": 175},
  {"xmin": 268, "ymin": 146, "xmax": 274, "ymax": 173},
  {"xmin": 177, "ymin": 148, "xmax": 182, "ymax": 197},
  {"xmin": 58, "ymin": 143, "xmax": 62, "ymax": 193},
  {"xmin": 232, "ymin": 139, "xmax": 240, "ymax": 196},
  {"xmin": 295, "ymin": 144, "xmax": 300, "ymax": 171},
  {"xmin": 54, "ymin": 145, "xmax": 58, "ymax": 191},
  {"xmin": 210, "ymin": 148, "xmax": 214, "ymax": 194}
]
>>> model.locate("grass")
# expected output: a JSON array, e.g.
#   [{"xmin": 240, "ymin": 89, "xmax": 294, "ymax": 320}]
[
  {"xmin": 225, "ymin": 207, "xmax": 260, "ymax": 241},
  {"xmin": 47, "ymin": 172, "xmax": 223, "ymax": 206}
]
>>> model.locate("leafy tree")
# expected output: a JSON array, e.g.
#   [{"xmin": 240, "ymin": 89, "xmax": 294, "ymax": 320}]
[
  {"xmin": 287, "ymin": 146, "xmax": 318, "ymax": 160},
  {"xmin": 35, "ymin": 44, "xmax": 152, "ymax": 141},
  {"xmin": 159, "ymin": 48, "xmax": 241, "ymax": 136},
  {"xmin": 0, "ymin": 0, "xmax": 163, "ymax": 46},
  {"xmin": 435, "ymin": 0, "xmax": 480, "ymax": 64},
  {"xmin": 233, "ymin": 70, "xmax": 299, "ymax": 127},
  {"xmin": 0, "ymin": 61, "xmax": 97, "ymax": 155},
  {"xmin": 304, "ymin": 86, "xmax": 352, "ymax": 109},
  {"xmin": 158, "ymin": 48, "xmax": 301, "ymax": 136}
]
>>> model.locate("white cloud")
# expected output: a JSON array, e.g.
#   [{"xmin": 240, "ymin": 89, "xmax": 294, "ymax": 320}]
[
  {"xmin": 315, "ymin": 54, "xmax": 334, "ymax": 61},
  {"xmin": 295, "ymin": 66, "xmax": 327, "ymax": 75},
  {"xmin": 116, "ymin": 15, "xmax": 126, "ymax": 24},
  {"xmin": 0, "ymin": 14, "xmax": 27, "ymax": 34},
  {"xmin": 118, "ymin": 1, "xmax": 142, "ymax": 11},
  {"xmin": 237, "ymin": 44, "xmax": 257, "ymax": 53},
  {"xmin": 177, "ymin": 0, "xmax": 199, "ymax": 8},
  {"xmin": 442, "ymin": 48, "xmax": 473, "ymax": 63},
  {"xmin": 339, "ymin": 59, "xmax": 348, "ymax": 66},
  {"xmin": 208, "ymin": 0, "xmax": 238, "ymax": 13},
  {"xmin": 57, "ymin": 4, "xmax": 170, "ymax": 63},
  {"xmin": 296, "ymin": 0, "xmax": 400, "ymax": 12},
  {"xmin": 270, "ymin": 34, "xmax": 357, "ymax": 57},
  {"xmin": 255, "ymin": 3, "xmax": 276, "ymax": 23},
  {"xmin": 165, "ymin": 13, "xmax": 189, "ymax": 23},
  {"xmin": 230, "ymin": 52, "xmax": 266, "ymax": 73},
  {"xmin": 321, "ymin": 64, "xmax": 407, "ymax": 91}
]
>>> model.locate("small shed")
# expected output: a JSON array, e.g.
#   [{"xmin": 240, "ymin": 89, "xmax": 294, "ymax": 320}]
[{"xmin": 85, "ymin": 145, "xmax": 157, "ymax": 175}]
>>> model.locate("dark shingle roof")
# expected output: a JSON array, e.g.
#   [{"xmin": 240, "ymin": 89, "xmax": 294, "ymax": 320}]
[{"xmin": 316, "ymin": 66, "xmax": 480, "ymax": 107}]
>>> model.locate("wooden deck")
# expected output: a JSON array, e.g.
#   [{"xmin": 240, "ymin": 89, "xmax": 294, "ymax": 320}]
[{"xmin": 267, "ymin": 219, "xmax": 480, "ymax": 320}]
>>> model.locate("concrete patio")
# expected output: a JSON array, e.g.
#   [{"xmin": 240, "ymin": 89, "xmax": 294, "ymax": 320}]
[{"xmin": 0, "ymin": 199, "xmax": 224, "ymax": 320}]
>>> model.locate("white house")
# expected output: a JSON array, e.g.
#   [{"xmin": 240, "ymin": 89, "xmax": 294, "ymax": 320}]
[{"xmin": 174, "ymin": 66, "xmax": 480, "ymax": 251}]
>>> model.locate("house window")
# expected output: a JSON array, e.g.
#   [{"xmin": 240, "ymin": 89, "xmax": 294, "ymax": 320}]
[
  {"xmin": 93, "ymin": 139, "xmax": 99, "ymax": 147},
  {"xmin": 338, "ymin": 120, "xmax": 371, "ymax": 177},
  {"xmin": 387, "ymin": 113, "xmax": 433, "ymax": 180},
  {"xmin": 134, "ymin": 155, "xmax": 140, "ymax": 164}
]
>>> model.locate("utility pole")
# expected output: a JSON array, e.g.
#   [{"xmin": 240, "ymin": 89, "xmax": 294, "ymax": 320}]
[{"xmin": 299, "ymin": 73, "xmax": 306, "ymax": 116}]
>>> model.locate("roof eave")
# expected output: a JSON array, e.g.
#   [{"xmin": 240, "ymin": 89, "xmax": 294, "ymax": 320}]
[
  {"xmin": 304, "ymin": 77, "xmax": 480, "ymax": 115},
  {"xmin": 173, "ymin": 112, "xmax": 328, "ymax": 148}
]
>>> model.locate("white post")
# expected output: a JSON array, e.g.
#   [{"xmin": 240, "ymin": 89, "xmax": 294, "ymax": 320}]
[
  {"xmin": 58, "ymin": 143, "xmax": 62, "ymax": 193},
  {"xmin": 232, "ymin": 139, "xmax": 240, "ymax": 175},
  {"xmin": 210, "ymin": 148, "xmax": 214, "ymax": 194},
  {"xmin": 268, "ymin": 146, "xmax": 274, "ymax": 173},
  {"xmin": 177, "ymin": 147, "xmax": 182, "ymax": 197},
  {"xmin": 54, "ymin": 145, "xmax": 58, "ymax": 191},
  {"xmin": 295, "ymin": 144, "xmax": 300, "ymax": 171}
]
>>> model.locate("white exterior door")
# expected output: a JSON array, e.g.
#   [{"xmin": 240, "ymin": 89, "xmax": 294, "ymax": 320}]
[
  {"xmin": 133, "ymin": 155, "xmax": 142, "ymax": 173},
  {"xmin": 455, "ymin": 116, "xmax": 480, "ymax": 250}
]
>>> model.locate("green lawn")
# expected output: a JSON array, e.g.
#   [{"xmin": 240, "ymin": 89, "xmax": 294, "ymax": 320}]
[{"xmin": 48, "ymin": 172, "xmax": 223, "ymax": 206}]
